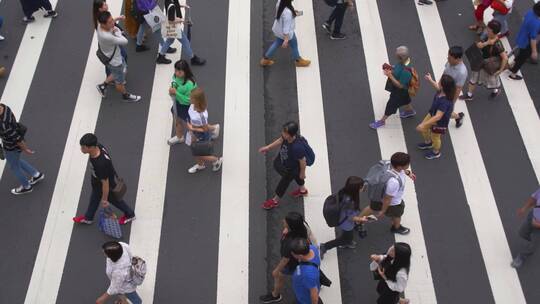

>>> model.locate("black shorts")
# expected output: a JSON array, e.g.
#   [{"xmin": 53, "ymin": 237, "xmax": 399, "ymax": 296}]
[
  {"xmin": 384, "ymin": 90, "xmax": 411, "ymax": 116},
  {"xmin": 171, "ymin": 102, "xmax": 190, "ymax": 122},
  {"xmin": 370, "ymin": 201, "xmax": 405, "ymax": 218}
]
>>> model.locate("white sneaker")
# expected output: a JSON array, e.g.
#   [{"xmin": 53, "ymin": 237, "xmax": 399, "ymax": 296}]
[
  {"xmin": 167, "ymin": 135, "xmax": 185, "ymax": 145},
  {"xmin": 0, "ymin": 35, "xmax": 5, "ymax": 41},
  {"xmin": 212, "ymin": 157, "xmax": 223, "ymax": 172},
  {"xmin": 188, "ymin": 164, "xmax": 206, "ymax": 174},
  {"xmin": 211, "ymin": 124, "xmax": 220, "ymax": 140}
]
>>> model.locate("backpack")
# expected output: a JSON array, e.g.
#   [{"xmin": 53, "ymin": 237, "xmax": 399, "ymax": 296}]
[
  {"xmin": 364, "ymin": 160, "xmax": 403, "ymax": 202},
  {"xmin": 129, "ymin": 256, "xmax": 147, "ymax": 286},
  {"xmin": 298, "ymin": 136, "xmax": 315, "ymax": 166},
  {"xmin": 323, "ymin": 194, "xmax": 346, "ymax": 227},
  {"xmin": 405, "ymin": 67, "xmax": 420, "ymax": 97}
]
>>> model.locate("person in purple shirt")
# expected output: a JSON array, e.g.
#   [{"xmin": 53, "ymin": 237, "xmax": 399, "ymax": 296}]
[
  {"xmin": 509, "ymin": 3, "xmax": 540, "ymax": 80},
  {"xmin": 511, "ymin": 187, "xmax": 540, "ymax": 268},
  {"xmin": 319, "ymin": 176, "xmax": 369, "ymax": 259}
]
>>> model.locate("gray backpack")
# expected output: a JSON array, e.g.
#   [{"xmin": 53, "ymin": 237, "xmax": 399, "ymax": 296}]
[{"xmin": 364, "ymin": 160, "xmax": 403, "ymax": 202}]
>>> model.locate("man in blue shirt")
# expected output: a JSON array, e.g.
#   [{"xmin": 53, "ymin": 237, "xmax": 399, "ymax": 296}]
[
  {"xmin": 291, "ymin": 238, "xmax": 322, "ymax": 304},
  {"xmin": 509, "ymin": 3, "xmax": 540, "ymax": 80}
]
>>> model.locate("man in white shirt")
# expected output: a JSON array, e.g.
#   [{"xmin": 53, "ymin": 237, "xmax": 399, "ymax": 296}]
[
  {"xmin": 360, "ymin": 152, "xmax": 416, "ymax": 235},
  {"xmin": 96, "ymin": 11, "xmax": 141, "ymax": 102}
]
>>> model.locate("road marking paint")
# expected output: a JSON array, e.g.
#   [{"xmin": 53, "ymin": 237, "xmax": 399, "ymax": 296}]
[
  {"xmin": 215, "ymin": 0, "xmax": 251, "ymax": 302},
  {"xmin": 23, "ymin": 1, "xmax": 123, "ymax": 303},
  {"xmin": 415, "ymin": 3, "xmax": 525, "ymax": 303},
  {"xmin": 354, "ymin": 1, "xmax": 437, "ymax": 303}
]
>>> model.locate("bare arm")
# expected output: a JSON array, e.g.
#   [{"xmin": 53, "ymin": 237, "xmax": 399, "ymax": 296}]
[
  {"xmin": 310, "ymin": 287, "xmax": 319, "ymax": 304},
  {"xmin": 259, "ymin": 137, "xmax": 284, "ymax": 153},
  {"xmin": 101, "ymin": 178, "xmax": 110, "ymax": 204}
]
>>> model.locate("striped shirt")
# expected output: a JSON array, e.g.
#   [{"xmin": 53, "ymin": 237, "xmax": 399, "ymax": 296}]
[{"xmin": 0, "ymin": 104, "xmax": 22, "ymax": 151}]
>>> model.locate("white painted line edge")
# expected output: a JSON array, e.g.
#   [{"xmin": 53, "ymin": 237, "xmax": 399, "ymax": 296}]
[
  {"xmin": 23, "ymin": 1, "xmax": 123, "ymax": 303},
  {"xmin": 355, "ymin": 1, "xmax": 437, "ymax": 303},
  {"xmin": 216, "ymin": 0, "xmax": 251, "ymax": 303},
  {"xmin": 416, "ymin": 3, "xmax": 525, "ymax": 303},
  {"xmin": 0, "ymin": 1, "xmax": 58, "ymax": 184},
  {"xmin": 295, "ymin": 0, "xmax": 342, "ymax": 302}
]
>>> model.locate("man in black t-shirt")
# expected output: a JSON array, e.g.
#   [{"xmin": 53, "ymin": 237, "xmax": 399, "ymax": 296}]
[{"xmin": 73, "ymin": 133, "xmax": 135, "ymax": 225}]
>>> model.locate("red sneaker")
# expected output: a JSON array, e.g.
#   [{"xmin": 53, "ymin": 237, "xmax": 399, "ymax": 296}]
[
  {"xmin": 290, "ymin": 188, "xmax": 308, "ymax": 198},
  {"xmin": 119, "ymin": 215, "xmax": 136, "ymax": 225},
  {"xmin": 73, "ymin": 215, "xmax": 92, "ymax": 224},
  {"xmin": 262, "ymin": 198, "xmax": 279, "ymax": 210}
]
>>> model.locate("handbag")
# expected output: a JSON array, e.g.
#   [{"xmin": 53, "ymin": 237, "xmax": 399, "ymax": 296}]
[
  {"xmin": 144, "ymin": 5, "xmax": 167, "ymax": 32},
  {"xmin": 465, "ymin": 43, "xmax": 484, "ymax": 72},
  {"xmin": 482, "ymin": 43, "xmax": 502, "ymax": 75},
  {"xmin": 112, "ymin": 175, "xmax": 127, "ymax": 201},
  {"xmin": 491, "ymin": 0, "xmax": 509, "ymax": 15},
  {"xmin": 96, "ymin": 44, "xmax": 117, "ymax": 65},
  {"xmin": 98, "ymin": 207, "xmax": 123, "ymax": 239},
  {"xmin": 190, "ymin": 112, "xmax": 214, "ymax": 156}
]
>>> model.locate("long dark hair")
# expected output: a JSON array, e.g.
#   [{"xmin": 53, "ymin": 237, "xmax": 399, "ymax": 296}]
[
  {"xmin": 285, "ymin": 211, "xmax": 308, "ymax": 239},
  {"xmin": 384, "ymin": 242, "xmax": 411, "ymax": 281},
  {"xmin": 440, "ymin": 74, "xmax": 456, "ymax": 101},
  {"xmin": 338, "ymin": 176, "xmax": 364, "ymax": 210},
  {"xmin": 174, "ymin": 59, "xmax": 196, "ymax": 86},
  {"xmin": 276, "ymin": 0, "xmax": 296, "ymax": 20},
  {"xmin": 93, "ymin": 0, "xmax": 107, "ymax": 29}
]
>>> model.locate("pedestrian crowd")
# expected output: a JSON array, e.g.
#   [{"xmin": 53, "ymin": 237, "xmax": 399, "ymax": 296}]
[{"xmin": 0, "ymin": 0, "xmax": 539, "ymax": 303}]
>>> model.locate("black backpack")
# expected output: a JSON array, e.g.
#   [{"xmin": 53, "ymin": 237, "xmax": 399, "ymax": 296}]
[{"xmin": 323, "ymin": 194, "xmax": 346, "ymax": 227}]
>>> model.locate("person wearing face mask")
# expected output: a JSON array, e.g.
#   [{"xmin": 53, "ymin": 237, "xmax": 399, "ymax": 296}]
[
  {"xmin": 259, "ymin": 212, "xmax": 316, "ymax": 303},
  {"xmin": 369, "ymin": 242, "xmax": 411, "ymax": 304}
]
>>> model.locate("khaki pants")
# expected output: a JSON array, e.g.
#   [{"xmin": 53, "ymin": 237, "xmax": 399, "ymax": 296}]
[{"xmin": 419, "ymin": 114, "xmax": 442, "ymax": 151}]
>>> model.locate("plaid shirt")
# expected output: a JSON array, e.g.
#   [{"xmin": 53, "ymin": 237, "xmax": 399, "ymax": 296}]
[{"xmin": 0, "ymin": 104, "xmax": 22, "ymax": 151}]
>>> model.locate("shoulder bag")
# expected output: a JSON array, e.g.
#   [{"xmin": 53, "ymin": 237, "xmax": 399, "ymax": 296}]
[
  {"xmin": 112, "ymin": 175, "xmax": 127, "ymax": 201},
  {"xmin": 190, "ymin": 112, "xmax": 214, "ymax": 156},
  {"xmin": 482, "ymin": 42, "xmax": 502, "ymax": 75},
  {"xmin": 96, "ymin": 44, "xmax": 117, "ymax": 65}
]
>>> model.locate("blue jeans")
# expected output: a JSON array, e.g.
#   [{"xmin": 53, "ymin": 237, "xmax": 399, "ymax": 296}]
[
  {"xmin": 160, "ymin": 30, "xmax": 194, "ymax": 58},
  {"xmin": 136, "ymin": 22, "xmax": 165, "ymax": 46},
  {"xmin": 264, "ymin": 35, "xmax": 300, "ymax": 60},
  {"xmin": 492, "ymin": 11, "xmax": 509, "ymax": 35},
  {"xmin": 5, "ymin": 150, "xmax": 38, "ymax": 188},
  {"xmin": 125, "ymin": 291, "xmax": 142, "ymax": 304}
]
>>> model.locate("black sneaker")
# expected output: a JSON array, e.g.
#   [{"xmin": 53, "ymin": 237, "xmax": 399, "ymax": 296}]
[
  {"xmin": 259, "ymin": 293, "xmax": 282, "ymax": 303},
  {"xmin": 390, "ymin": 225, "xmax": 410, "ymax": 235},
  {"xmin": 122, "ymin": 93, "xmax": 142, "ymax": 102},
  {"xmin": 191, "ymin": 55, "xmax": 206, "ymax": 66},
  {"xmin": 136, "ymin": 45, "xmax": 149, "ymax": 52},
  {"xmin": 330, "ymin": 33, "xmax": 347, "ymax": 40},
  {"xmin": 322, "ymin": 22, "xmax": 332, "ymax": 34},
  {"xmin": 11, "ymin": 185, "xmax": 33, "ymax": 195},
  {"xmin": 455, "ymin": 112, "xmax": 465, "ymax": 128},
  {"xmin": 44, "ymin": 10, "xmax": 58, "ymax": 18},
  {"xmin": 459, "ymin": 93, "xmax": 474, "ymax": 101},
  {"xmin": 319, "ymin": 243, "xmax": 327, "ymax": 260},
  {"xmin": 96, "ymin": 83, "xmax": 107, "ymax": 98},
  {"xmin": 29, "ymin": 172, "xmax": 45, "ymax": 185},
  {"xmin": 166, "ymin": 47, "xmax": 177, "ymax": 54},
  {"xmin": 418, "ymin": 0, "xmax": 433, "ymax": 4},
  {"xmin": 156, "ymin": 54, "xmax": 172, "ymax": 64}
]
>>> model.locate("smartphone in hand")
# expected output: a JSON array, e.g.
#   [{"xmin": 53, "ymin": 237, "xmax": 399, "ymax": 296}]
[{"xmin": 382, "ymin": 63, "xmax": 392, "ymax": 70}]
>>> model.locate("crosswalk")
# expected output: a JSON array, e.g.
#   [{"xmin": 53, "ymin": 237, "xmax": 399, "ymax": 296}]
[{"xmin": 0, "ymin": 0, "xmax": 539, "ymax": 303}]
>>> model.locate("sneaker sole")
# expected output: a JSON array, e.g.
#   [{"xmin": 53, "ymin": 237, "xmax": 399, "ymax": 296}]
[
  {"xmin": 96, "ymin": 86, "xmax": 106, "ymax": 98},
  {"xmin": 417, "ymin": 145, "xmax": 432, "ymax": 150},
  {"xmin": 261, "ymin": 296, "xmax": 283, "ymax": 303},
  {"xmin": 322, "ymin": 24, "xmax": 331, "ymax": 34},
  {"xmin": 425, "ymin": 154, "xmax": 441, "ymax": 160},
  {"xmin": 11, "ymin": 188, "xmax": 33, "ymax": 195},
  {"xmin": 330, "ymin": 36, "xmax": 347, "ymax": 40},
  {"xmin": 30, "ymin": 174, "xmax": 45, "ymax": 185}
]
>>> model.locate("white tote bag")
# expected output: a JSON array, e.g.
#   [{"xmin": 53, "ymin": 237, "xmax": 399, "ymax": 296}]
[
  {"xmin": 160, "ymin": 4, "xmax": 182, "ymax": 39},
  {"xmin": 143, "ymin": 5, "xmax": 167, "ymax": 32}
]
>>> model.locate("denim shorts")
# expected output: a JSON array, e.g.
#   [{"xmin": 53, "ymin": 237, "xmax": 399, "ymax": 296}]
[{"xmin": 107, "ymin": 61, "xmax": 127, "ymax": 85}]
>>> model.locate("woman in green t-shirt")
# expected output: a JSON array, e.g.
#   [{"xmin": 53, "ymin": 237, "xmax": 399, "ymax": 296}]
[{"xmin": 168, "ymin": 60, "xmax": 197, "ymax": 145}]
